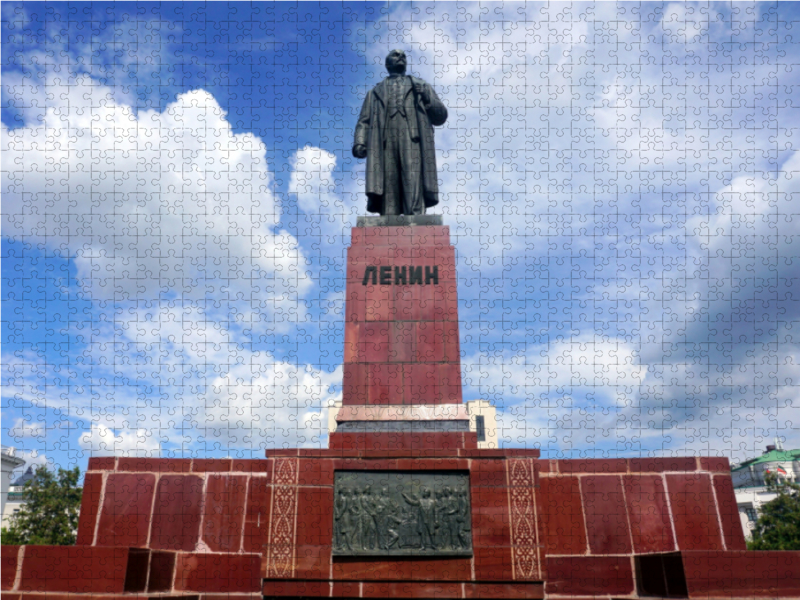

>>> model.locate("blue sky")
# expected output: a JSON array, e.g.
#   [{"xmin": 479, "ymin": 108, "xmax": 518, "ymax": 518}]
[{"xmin": 3, "ymin": 1, "xmax": 800, "ymax": 474}]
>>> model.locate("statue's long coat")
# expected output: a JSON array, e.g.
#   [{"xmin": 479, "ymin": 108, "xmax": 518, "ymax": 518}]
[{"xmin": 353, "ymin": 76, "xmax": 447, "ymax": 213}]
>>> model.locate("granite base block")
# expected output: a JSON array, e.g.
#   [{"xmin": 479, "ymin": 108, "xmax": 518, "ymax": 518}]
[{"xmin": 356, "ymin": 214, "xmax": 443, "ymax": 227}]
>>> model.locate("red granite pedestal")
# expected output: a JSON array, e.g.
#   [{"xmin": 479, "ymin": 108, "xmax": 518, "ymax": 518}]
[
  {"xmin": 335, "ymin": 221, "xmax": 470, "ymax": 451},
  {"xmin": 4, "ymin": 221, "xmax": 799, "ymax": 600}
]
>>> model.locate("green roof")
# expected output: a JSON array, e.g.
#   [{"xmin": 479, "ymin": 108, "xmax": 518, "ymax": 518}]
[{"xmin": 732, "ymin": 448, "xmax": 800, "ymax": 471}]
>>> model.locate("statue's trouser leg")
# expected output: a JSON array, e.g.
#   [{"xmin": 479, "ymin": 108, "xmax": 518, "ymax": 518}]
[
  {"xmin": 396, "ymin": 120, "xmax": 424, "ymax": 215},
  {"xmin": 382, "ymin": 118, "xmax": 403, "ymax": 215}
]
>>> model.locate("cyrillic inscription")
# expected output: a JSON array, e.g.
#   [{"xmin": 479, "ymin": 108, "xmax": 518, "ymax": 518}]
[
  {"xmin": 361, "ymin": 265, "xmax": 439, "ymax": 285},
  {"xmin": 333, "ymin": 470, "xmax": 472, "ymax": 557}
]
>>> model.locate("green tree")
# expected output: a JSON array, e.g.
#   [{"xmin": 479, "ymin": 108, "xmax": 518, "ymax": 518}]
[
  {"xmin": 747, "ymin": 472, "xmax": 800, "ymax": 551},
  {"xmin": 1, "ymin": 465, "xmax": 82, "ymax": 545}
]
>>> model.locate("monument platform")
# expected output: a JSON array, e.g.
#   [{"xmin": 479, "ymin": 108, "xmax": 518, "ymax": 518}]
[
  {"xmin": 4, "ymin": 221, "xmax": 799, "ymax": 600},
  {"xmin": 4, "ymin": 453, "xmax": 799, "ymax": 599}
]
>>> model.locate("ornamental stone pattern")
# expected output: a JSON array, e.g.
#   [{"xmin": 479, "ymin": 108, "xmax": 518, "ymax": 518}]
[{"xmin": 265, "ymin": 457, "xmax": 299, "ymax": 578}]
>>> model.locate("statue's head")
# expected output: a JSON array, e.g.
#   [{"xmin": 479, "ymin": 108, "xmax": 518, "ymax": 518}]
[{"xmin": 385, "ymin": 49, "xmax": 407, "ymax": 75}]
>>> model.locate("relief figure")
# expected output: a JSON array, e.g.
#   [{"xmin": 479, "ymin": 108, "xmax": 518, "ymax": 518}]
[{"xmin": 401, "ymin": 486, "xmax": 436, "ymax": 550}]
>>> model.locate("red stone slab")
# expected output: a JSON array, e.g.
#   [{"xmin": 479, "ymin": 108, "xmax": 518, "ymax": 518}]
[
  {"xmin": 415, "ymin": 321, "xmax": 438, "ymax": 362},
  {"xmin": 342, "ymin": 363, "xmax": 368, "ymax": 405},
  {"xmin": 17, "ymin": 546, "xmax": 130, "ymax": 593},
  {"xmin": 416, "ymin": 283, "xmax": 438, "ymax": 322},
  {"xmin": 367, "ymin": 362, "xmax": 403, "ymax": 404},
  {"xmin": 630, "ymin": 456, "xmax": 697, "ymax": 473},
  {"xmin": 473, "ymin": 545, "xmax": 514, "ymax": 581},
  {"xmin": 146, "ymin": 551, "xmax": 176, "ymax": 592},
  {"xmin": 202, "ymin": 474, "xmax": 248, "ymax": 552},
  {"xmin": 681, "ymin": 550, "xmax": 800, "ymax": 597},
  {"xmin": 364, "ymin": 283, "xmax": 392, "ymax": 322},
  {"xmin": 471, "ymin": 459, "xmax": 508, "ymax": 487},
  {"xmin": 96, "ymin": 473, "xmax": 156, "ymax": 548},
  {"xmin": 87, "ymin": 456, "xmax": 116, "ymax": 471},
  {"xmin": 268, "ymin": 449, "xmax": 302, "ymax": 457},
  {"xmin": 390, "ymin": 321, "xmax": 415, "ymax": 362},
  {"xmin": 345, "ymin": 288, "xmax": 366, "ymax": 322},
  {"xmin": 332, "ymin": 558, "xmax": 470, "ymax": 581},
  {"xmin": 712, "ymin": 474, "xmax": 747, "ymax": 551},
  {"xmin": 580, "ymin": 475, "xmax": 632, "ymax": 555},
  {"xmin": 465, "ymin": 582, "xmax": 544, "ymax": 599},
  {"xmin": 331, "ymin": 580, "xmax": 361, "ymax": 597},
  {"xmin": 503, "ymin": 449, "xmax": 545, "ymax": 458},
  {"xmin": 545, "ymin": 556, "xmax": 635, "ymax": 595},
  {"xmin": 364, "ymin": 225, "xmax": 450, "ymax": 247},
  {"xmin": 298, "ymin": 458, "xmax": 336, "ymax": 486},
  {"xmin": 471, "ymin": 488, "xmax": 512, "ymax": 547},
  {"xmin": 75, "ymin": 472, "xmax": 102, "ymax": 545},
  {"xmin": 440, "ymin": 362, "xmax": 463, "ymax": 403},
  {"xmin": 396, "ymin": 457, "xmax": 470, "ymax": 471},
  {"xmin": 403, "ymin": 362, "xmax": 437, "ymax": 403},
  {"xmin": 432, "ymin": 287, "xmax": 458, "ymax": 321},
  {"xmin": 174, "ymin": 553, "xmax": 260, "ymax": 593},
  {"xmin": 622, "ymin": 474, "xmax": 675, "ymax": 553},
  {"xmin": 393, "ymin": 284, "xmax": 423, "ymax": 321},
  {"xmin": 270, "ymin": 447, "xmax": 537, "ymax": 459},
  {"xmin": 700, "ymin": 456, "xmax": 730, "ymax": 472},
  {"xmin": 344, "ymin": 322, "xmax": 359, "ymax": 362},
  {"xmin": 192, "ymin": 458, "xmax": 232, "ymax": 472},
  {"xmin": 1, "ymin": 545, "xmax": 20, "ymax": 591},
  {"xmin": 116, "ymin": 457, "xmax": 191, "ymax": 473},
  {"xmin": 558, "ymin": 458, "xmax": 628, "ymax": 474},
  {"xmin": 334, "ymin": 457, "xmax": 401, "ymax": 471},
  {"xmin": 150, "ymin": 474, "xmax": 204, "ymax": 551},
  {"xmin": 232, "ymin": 458, "xmax": 272, "ymax": 475},
  {"xmin": 666, "ymin": 473, "xmax": 724, "ymax": 551},
  {"xmin": 539, "ymin": 476, "xmax": 587, "ymax": 555},
  {"xmin": 361, "ymin": 322, "xmax": 390, "ymax": 362},
  {"xmin": 243, "ymin": 475, "xmax": 272, "ymax": 553},
  {"xmin": 264, "ymin": 580, "xmax": 330, "ymax": 597},
  {"xmin": 363, "ymin": 581, "xmax": 463, "ymax": 598},
  {"xmin": 121, "ymin": 548, "xmax": 149, "ymax": 593},
  {"xmin": 329, "ymin": 431, "xmax": 472, "ymax": 450},
  {"xmin": 294, "ymin": 544, "xmax": 332, "ymax": 581},
  {"xmin": 296, "ymin": 486, "xmax": 334, "ymax": 548},
  {"xmin": 414, "ymin": 321, "xmax": 459, "ymax": 362},
  {"xmin": 464, "ymin": 432, "xmax": 479, "ymax": 449}
]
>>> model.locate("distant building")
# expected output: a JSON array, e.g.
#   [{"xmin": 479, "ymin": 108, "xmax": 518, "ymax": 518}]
[
  {"xmin": 731, "ymin": 441, "xmax": 800, "ymax": 539},
  {"xmin": 465, "ymin": 400, "xmax": 498, "ymax": 449},
  {"xmin": 1, "ymin": 465, "xmax": 35, "ymax": 529},
  {"xmin": 1, "ymin": 446, "xmax": 26, "ymax": 527}
]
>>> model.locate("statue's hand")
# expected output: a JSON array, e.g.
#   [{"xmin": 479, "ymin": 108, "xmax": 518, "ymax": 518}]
[
  {"xmin": 414, "ymin": 83, "xmax": 430, "ymax": 105},
  {"xmin": 353, "ymin": 144, "xmax": 367, "ymax": 159}
]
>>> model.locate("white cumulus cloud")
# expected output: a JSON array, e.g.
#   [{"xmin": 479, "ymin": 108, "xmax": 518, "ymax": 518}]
[
  {"xmin": 79, "ymin": 424, "xmax": 161, "ymax": 457},
  {"xmin": 2, "ymin": 80, "xmax": 311, "ymax": 319}
]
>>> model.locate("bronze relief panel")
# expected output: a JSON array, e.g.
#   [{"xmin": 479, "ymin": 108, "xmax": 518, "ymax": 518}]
[{"xmin": 333, "ymin": 470, "xmax": 472, "ymax": 557}]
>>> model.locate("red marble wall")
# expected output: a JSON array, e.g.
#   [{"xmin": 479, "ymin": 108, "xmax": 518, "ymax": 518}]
[{"xmin": 5, "ymin": 453, "xmax": 794, "ymax": 600}]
